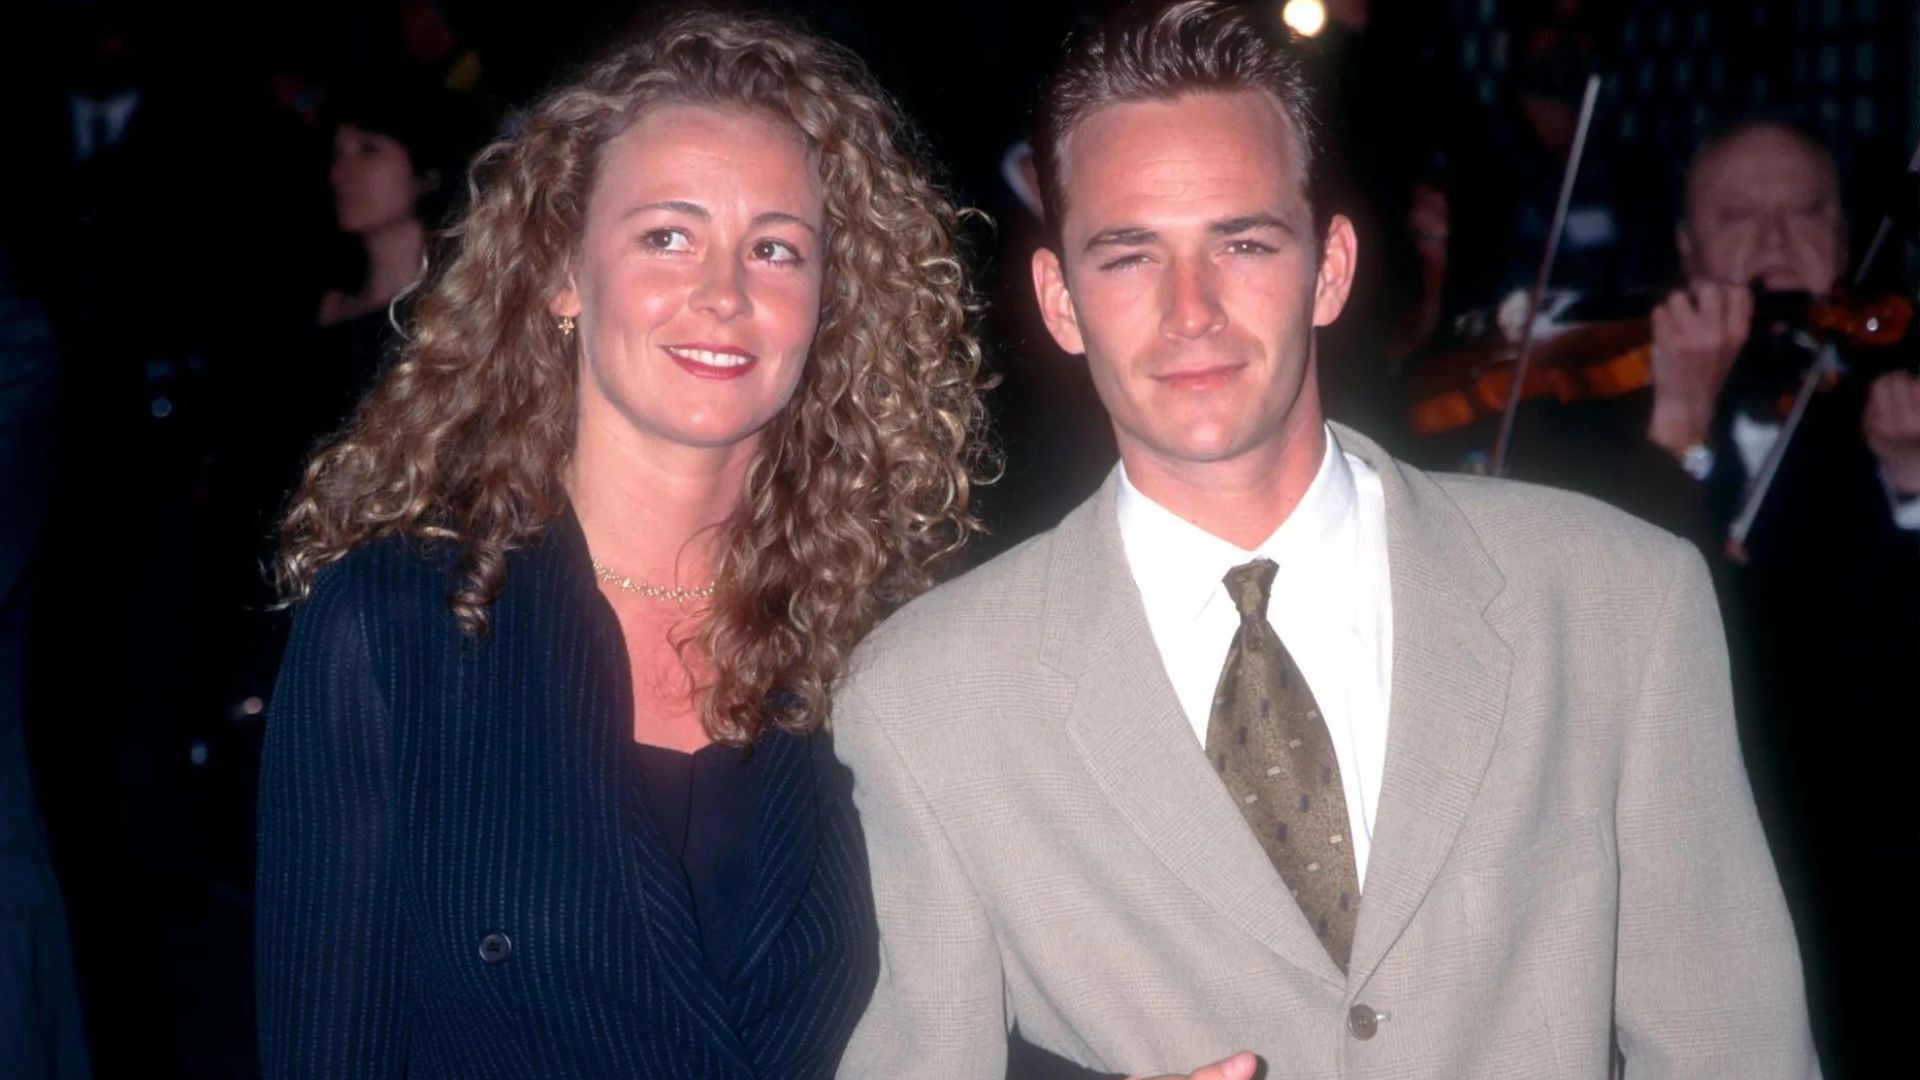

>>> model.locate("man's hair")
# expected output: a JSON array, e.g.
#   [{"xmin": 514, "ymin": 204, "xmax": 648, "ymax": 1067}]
[
  {"xmin": 1031, "ymin": 0, "xmax": 1327, "ymax": 241},
  {"xmin": 1682, "ymin": 116, "xmax": 1837, "ymax": 223}
]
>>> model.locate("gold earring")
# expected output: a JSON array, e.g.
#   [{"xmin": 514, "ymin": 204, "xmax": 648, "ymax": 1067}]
[{"xmin": 556, "ymin": 314, "xmax": 575, "ymax": 336}]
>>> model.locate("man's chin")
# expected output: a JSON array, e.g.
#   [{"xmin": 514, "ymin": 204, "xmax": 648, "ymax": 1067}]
[{"xmin": 1127, "ymin": 426, "xmax": 1262, "ymax": 468}]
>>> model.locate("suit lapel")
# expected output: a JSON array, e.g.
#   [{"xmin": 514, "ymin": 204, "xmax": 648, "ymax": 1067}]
[
  {"xmin": 1047, "ymin": 477, "xmax": 1348, "ymax": 989},
  {"xmin": 1333, "ymin": 426, "xmax": 1514, "ymax": 984}
]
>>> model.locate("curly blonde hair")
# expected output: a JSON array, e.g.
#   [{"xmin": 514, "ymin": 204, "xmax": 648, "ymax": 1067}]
[{"xmin": 277, "ymin": 8, "xmax": 991, "ymax": 743}]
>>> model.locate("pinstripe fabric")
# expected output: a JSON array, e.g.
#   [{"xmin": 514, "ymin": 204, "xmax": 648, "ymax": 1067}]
[
  {"xmin": 837, "ymin": 423, "xmax": 1815, "ymax": 1079},
  {"xmin": 255, "ymin": 510, "xmax": 876, "ymax": 1078}
]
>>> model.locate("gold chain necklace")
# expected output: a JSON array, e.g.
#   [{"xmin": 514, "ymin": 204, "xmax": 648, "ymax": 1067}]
[{"xmin": 590, "ymin": 558, "xmax": 717, "ymax": 603}]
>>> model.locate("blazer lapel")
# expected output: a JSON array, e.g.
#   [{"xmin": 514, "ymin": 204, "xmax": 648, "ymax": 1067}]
[
  {"xmin": 733, "ymin": 728, "xmax": 817, "ymax": 979},
  {"xmin": 544, "ymin": 512, "xmax": 754, "ymax": 1069},
  {"xmin": 1048, "ymin": 476, "xmax": 1348, "ymax": 990},
  {"xmin": 1332, "ymin": 425, "xmax": 1514, "ymax": 985}
]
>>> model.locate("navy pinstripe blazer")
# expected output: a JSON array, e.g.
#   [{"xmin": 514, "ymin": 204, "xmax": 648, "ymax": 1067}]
[{"xmin": 255, "ymin": 511, "xmax": 877, "ymax": 1077}]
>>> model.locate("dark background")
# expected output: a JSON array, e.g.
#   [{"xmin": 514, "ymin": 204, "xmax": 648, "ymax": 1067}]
[{"xmin": 0, "ymin": 1, "xmax": 1914, "ymax": 1076}]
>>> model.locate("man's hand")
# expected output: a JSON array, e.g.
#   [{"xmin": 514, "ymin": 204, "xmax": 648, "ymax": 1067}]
[
  {"xmin": 1647, "ymin": 281, "xmax": 1754, "ymax": 456},
  {"xmin": 1133, "ymin": 1050, "xmax": 1258, "ymax": 1080},
  {"xmin": 1864, "ymin": 370, "xmax": 1920, "ymax": 495}
]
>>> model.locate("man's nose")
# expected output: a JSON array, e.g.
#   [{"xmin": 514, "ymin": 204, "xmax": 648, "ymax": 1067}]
[
  {"xmin": 1159, "ymin": 258, "xmax": 1225, "ymax": 339},
  {"xmin": 1755, "ymin": 210, "xmax": 1792, "ymax": 250}
]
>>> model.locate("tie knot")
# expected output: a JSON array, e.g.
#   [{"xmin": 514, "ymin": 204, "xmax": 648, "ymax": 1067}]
[{"xmin": 1223, "ymin": 558, "xmax": 1278, "ymax": 621}]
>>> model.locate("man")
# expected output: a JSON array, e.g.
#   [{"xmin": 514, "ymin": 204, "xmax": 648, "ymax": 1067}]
[
  {"xmin": 1642, "ymin": 120, "xmax": 1920, "ymax": 1079},
  {"xmin": 833, "ymin": 3, "xmax": 1815, "ymax": 1078},
  {"xmin": 1644, "ymin": 119, "xmax": 1920, "ymax": 529}
]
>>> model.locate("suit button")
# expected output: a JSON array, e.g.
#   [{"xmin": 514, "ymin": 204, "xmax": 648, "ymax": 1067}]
[
  {"xmin": 1348, "ymin": 1003, "xmax": 1379, "ymax": 1041},
  {"xmin": 478, "ymin": 931, "xmax": 513, "ymax": 964}
]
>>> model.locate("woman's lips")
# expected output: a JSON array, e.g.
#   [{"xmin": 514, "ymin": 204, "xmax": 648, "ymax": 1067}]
[{"xmin": 664, "ymin": 345, "xmax": 759, "ymax": 380}]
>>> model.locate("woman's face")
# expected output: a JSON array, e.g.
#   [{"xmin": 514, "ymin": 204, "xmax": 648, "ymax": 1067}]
[
  {"xmin": 330, "ymin": 123, "xmax": 426, "ymax": 235},
  {"xmin": 555, "ymin": 104, "xmax": 826, "ymax": 457}
]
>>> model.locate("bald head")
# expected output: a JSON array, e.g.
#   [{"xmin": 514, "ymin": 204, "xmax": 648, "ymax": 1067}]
[{"xmin": 1679, "ymin": 121, "xmax": 1844, "ymax": 294}]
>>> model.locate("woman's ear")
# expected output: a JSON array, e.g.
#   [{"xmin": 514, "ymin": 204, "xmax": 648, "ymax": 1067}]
[{"xmin": 550, "ymin": 273, "xmax": 581, "ymax": 319}]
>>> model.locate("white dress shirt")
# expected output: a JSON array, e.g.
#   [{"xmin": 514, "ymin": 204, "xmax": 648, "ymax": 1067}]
[
  {"xmin": 1116, "ymin": 425, "xmax": 1393, "ymax": 886},
  {"xmin": 70, "ymin": 91, "xmax": 141, "ymax": 162},
  {"xmin": 1714, "ymin": 412, "xmax": 1920, "ymax": 530}
]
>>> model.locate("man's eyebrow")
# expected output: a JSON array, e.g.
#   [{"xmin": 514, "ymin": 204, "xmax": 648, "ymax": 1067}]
[
  {"xmin": 1209, "ymin": 213, "xmax": 1294, "ymax": 236},
  {"xmin": 1083, "ymin": 226, "xmax": 1158, "ymax": 252}
]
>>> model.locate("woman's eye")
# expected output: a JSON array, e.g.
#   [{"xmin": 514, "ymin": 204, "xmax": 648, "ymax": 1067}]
[
  {"xmin": 752, "ymin": 238, "xmax": 803, "ymax": 264},
  {"xmin": 641, "ymin": 229, "xmax": 693, "ymax": 253}
]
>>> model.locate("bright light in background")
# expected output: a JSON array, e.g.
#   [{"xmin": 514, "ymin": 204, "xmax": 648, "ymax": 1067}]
[{"xmin": 1281, "ymin": 0, "xmax": 1327, "ymax": 37}]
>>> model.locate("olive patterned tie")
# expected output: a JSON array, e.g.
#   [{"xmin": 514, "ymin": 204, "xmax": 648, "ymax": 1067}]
[{"xmin": 1204, "ymin": 558, "xmax": 1360, "ymax": 971}]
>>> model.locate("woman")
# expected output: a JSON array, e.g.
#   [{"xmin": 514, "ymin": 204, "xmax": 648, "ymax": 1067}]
[
  {"xmin": 298, "ymin": 82, "xmax": 470, "ymax": 440},
  {"xmin": 255, "ymin": 10, "xmax": 987, "ymax": 1077}
]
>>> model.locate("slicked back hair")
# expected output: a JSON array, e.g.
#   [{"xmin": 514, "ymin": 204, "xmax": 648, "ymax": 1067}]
[{"xmin": 1032, "ymin": 0, "xmax": 1329, "ymax": 246}]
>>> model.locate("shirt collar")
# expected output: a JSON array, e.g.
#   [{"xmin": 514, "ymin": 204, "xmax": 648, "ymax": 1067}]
[{"xmin": 1117, "ymin": 424, "xmax": 1358, "ymax": 626}]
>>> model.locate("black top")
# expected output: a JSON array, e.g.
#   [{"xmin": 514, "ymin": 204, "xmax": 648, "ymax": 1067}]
[
  {"xmin": 630, "ymin": 741, "xmax": 762, "ymax": 983},
  {"xmin": 255, "ymin": 509, "xmax": 877, "ymax": 1078}
]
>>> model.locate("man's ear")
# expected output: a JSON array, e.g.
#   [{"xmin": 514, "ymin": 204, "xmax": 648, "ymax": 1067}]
[
  {"xmin": 1311, "ymin": 213, "xmax": 1358, "ymax": 328},
  {"xmin": 1031, "ymin": 246, "xmax": 1086, "ymax": 355}
]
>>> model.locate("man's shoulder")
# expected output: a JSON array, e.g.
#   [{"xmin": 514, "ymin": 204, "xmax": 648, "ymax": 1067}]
[
  {"xmin": 844, "ymin": 502, "xmax": 1094, "ymax": 705},
  {"xmin": 1416, "ymin": 464, "xmax": 1700, "ymax": 590},
  {"xmin": 1340, "ymin": 422, "xmax": 1697, "ymax": 581},
  {"xmin": 863, "ymin": 526, "xmax": 1059, "ymax": 655}
]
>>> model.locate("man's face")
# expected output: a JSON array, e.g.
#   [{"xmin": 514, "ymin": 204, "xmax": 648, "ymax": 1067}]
[
  {"xmin": 1031, "ymin": 91, "xmax": 1355, "ymax": 474},
  {"xmin": 1680, "ymin": 127, "xmax": 1844, "ymax": 295}
]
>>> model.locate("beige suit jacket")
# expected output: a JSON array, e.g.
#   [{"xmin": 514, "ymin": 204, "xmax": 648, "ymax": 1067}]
[{"xmin": 833, "ymin": 426, "xmax": 1816, "ymax": 1079}]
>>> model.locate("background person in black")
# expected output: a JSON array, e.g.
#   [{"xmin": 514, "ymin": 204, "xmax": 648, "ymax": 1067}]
[
  {"xmin": 0, "ymin": 240, "xmax": 90, "ymax": 1080},
  {"xmin": 297, "ymin": 83, "xmax": 467, "ymax": 442},
  {"xmin": 1461, "ymin": 117, "xmax": 1919, "ymax": 1078},
  {"xmin": 1637, "ymin": 119, "xmax": 1920, "ymax": 1080}
]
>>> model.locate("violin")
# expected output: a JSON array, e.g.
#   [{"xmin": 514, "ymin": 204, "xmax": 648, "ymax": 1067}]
[{"xmin": 1404, "ymin": 289, "xmax": 1914, "ymax": 438}]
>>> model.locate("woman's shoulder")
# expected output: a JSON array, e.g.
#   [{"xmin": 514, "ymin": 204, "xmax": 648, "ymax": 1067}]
[
  {"xmin": 774, "ymin": 726, "xmax": 859, "ymax": 812},
  {"xmin": 295, "ymin": 533, "xmax": 464, "ymax": 648}
]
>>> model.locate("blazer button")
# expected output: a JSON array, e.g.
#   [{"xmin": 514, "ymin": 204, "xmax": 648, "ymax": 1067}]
[
  {"xmin": 1347, "ymin": 1003, "xmax": 1380, "ymax": 1041},
  {"xmin": 478, "ymin": 930, "xmax": 513, "ymax": 965}
]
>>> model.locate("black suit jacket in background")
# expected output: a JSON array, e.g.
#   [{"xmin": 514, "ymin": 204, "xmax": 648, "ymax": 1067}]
[
  {"xmin": 1, "ymin": 247, "xmax": 91, "ymax": 1080},
  {"xmin": 254, "ymin": 511, "xmax": 877, "ymax": 1078}
]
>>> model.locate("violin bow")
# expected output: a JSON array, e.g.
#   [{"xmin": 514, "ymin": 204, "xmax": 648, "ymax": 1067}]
[
  {"xmin": 1724, "ymin": 132, "xmax": 1920, "ymax": 562},
  {"xmin": 1488, "ymin": 73, "xmax": 1604, "ymax": 477}
]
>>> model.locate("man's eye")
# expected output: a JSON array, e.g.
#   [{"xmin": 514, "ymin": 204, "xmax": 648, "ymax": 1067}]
[
  {"xmin": 641, "ymin": 228, "xmax": 693, "ymax": 252},
  {"xmin": 1098, "ymin": 252, "xmax": 1151, "ymax": 271},
  {"xmin": 1225, "ymin": 239, "xmax": 1277, "ymax": 255}
]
